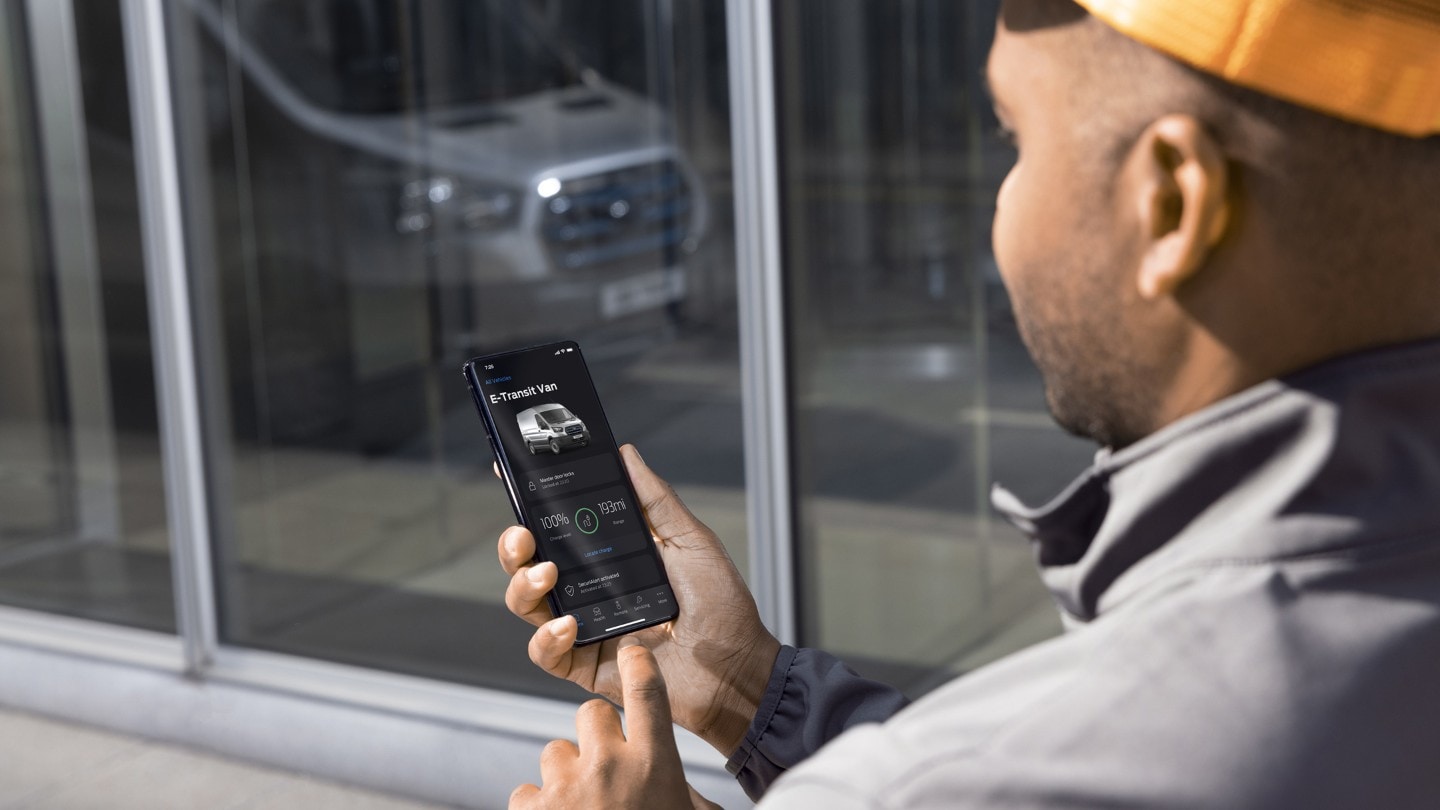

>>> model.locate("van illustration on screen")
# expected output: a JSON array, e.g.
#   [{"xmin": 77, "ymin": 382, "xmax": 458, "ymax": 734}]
[{"xmin": 516, "ymin": 404, "xmax": 590, "ymax": 455}]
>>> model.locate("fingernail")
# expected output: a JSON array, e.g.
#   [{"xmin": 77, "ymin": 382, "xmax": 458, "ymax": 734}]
[
  {"xmin": 526, "ymin": 565, "xmax": 546, "ymax": 583},
  {"xmin": 503, "ymin": 531, "xmax": 518, "ymax": 556},
  {"xmin": 550, "ymin": 617, "xmax": 573, "ymax": 636},
  {"xmin": 618, "ymin": 636, "xmax": 640, "ymax": 649},
  {"xmin": 629, "ymin": 445, "xmax": 645, "ymax": 466}
]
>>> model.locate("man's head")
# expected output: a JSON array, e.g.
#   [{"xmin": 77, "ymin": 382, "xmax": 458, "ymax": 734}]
[{"xmin": 987, "ymin": 0, "xmax": 1440, "ymax": 449}]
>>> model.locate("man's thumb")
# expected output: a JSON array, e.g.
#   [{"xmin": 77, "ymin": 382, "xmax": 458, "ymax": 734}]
[{"xmin": 621, "ymin": 444, "xmax": 702, "ymax": 541}]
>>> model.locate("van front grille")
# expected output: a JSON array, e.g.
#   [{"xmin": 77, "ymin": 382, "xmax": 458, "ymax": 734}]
[{"xmin": 540, "ymin": 160, "xmax": 691, "ymax": 272}]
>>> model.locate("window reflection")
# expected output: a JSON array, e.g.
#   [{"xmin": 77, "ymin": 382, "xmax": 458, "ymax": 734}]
[
  {"xmin": 0, "ymin": 1, "xmax": 174, "ymax": 631},
  {"xmin": 778, "ymin": 0, "xmax": 1093, "ymax": 693},
  {"xmin": 171, "ymin": 0, "xmax": 743, "ymax": 695},
  {"xmin": 241, "ymin": 0, "xmax": 584, "ymax": 114}
]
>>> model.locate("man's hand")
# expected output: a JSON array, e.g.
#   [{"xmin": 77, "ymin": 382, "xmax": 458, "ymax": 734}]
[
  {"xmin": 497, "ymin": 444, "xmax": 780, "ymax": 756},
  {"xmin": 510, "ymin": 638, "xmax": 721, "ymax": 810}
]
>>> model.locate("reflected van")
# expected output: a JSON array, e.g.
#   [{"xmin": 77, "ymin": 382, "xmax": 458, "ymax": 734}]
[{"xmin": 185, "ymin": 0, "xmax": 710, "ymax": 447}]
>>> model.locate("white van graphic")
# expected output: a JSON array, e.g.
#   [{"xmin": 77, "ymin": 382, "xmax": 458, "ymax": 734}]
[{"xmin": 517, "ymin": 404, "xmax": 590, "ymax": 455}]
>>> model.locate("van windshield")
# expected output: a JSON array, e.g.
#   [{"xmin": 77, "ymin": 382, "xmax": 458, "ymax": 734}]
[
  {"xmin": 237, "ymin": 0, "xmax": 582, "ymax": 115},
  {"xmin": 539, "ymin": 408, "xmax": 574, "ymax": 423}
]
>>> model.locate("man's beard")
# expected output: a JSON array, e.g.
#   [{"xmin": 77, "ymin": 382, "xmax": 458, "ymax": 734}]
[{"xmin": 1012, "ymin": 298, "xmax": 1157, "ymax": 451}]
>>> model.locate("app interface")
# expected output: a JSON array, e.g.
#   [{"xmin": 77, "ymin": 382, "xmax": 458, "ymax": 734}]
[{"xmin": 473, "ymin": 344, "xmax": 674, "ymax": 638}]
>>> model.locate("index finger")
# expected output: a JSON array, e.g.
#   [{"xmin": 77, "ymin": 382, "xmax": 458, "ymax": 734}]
[{"xmin": 616, "ymin": 637, "xmax": 674, "ymax": 749}]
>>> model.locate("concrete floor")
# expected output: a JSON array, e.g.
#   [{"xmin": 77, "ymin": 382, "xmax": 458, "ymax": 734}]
[{"xmin": 0, "ymin": 708, "xmax": 452, "ymax": 810}]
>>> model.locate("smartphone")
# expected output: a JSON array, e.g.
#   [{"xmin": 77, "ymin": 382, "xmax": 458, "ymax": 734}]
[{"xmin": 462, "ymin": 341, "xmax": 678, "ymax": 645}]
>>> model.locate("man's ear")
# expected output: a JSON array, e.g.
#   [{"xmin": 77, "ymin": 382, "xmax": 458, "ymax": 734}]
[{"xmin": 1132, "ymin": 114, "xmax": 1230, "ymax": 300}]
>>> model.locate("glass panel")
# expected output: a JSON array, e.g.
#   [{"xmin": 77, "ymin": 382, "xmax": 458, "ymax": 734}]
[
  {"xmin": 169, "ymin": 0, "xmax": 742, "ymax": 697},
  {"xmin": 777, "ymin": 0, "xmax": 1094, "ymax": 694},
  {"xmin": 0, "ymin": 0, "xmax": 174, "ymax": 631}
]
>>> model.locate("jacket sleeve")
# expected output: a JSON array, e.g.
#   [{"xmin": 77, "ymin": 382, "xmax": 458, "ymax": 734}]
[{"xmin": 724, "ymin": 645, "xmax": 911, "ymax": 801}]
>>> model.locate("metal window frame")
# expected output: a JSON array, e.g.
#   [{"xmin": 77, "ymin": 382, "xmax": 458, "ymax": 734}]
[
  {"xmin": 23, "ymin": 0, "xmax": 123, "ymax": 549},
  {"xmin": 115, "ymin": 0, "xmax": 732, "ymax": 763},
  {"xmin": 727, "ymin": 0, "xmax": 797, "ymax": 645},
  {"xmin": 127, "ymin": 0, "xmax": 803, "ymax": 656},
  {"xmin": 0, "ymin": 604, "xmax": 181, "ymax": 671},
  {"xmin": 121, "ymin": 0, "xmax": 803, "ymax": 711},
  {"xmin": 122, "ymin": 0, "xmax": 219, "ymax": 675}
]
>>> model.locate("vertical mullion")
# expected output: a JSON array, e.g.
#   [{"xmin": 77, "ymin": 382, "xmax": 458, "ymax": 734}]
[
  {"xmin": 23, "ymin": 0, "xmax": 123, "ymax": 547},
  {"xmin": 726, "ymin": 0, "xmax": 796, "ymax": 645},
  {"xmin": 122, "ymin": 0, "xmax": 218, "ymax": 673}
]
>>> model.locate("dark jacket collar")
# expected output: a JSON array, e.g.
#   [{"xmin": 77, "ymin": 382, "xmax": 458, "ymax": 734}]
[{"xmin": 992, "ymin": 338, "xmax": 1440, "ymax": 622}]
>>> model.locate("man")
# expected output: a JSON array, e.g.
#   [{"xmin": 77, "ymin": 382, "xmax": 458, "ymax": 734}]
[{"xmin": 501, "ymin": 0, "xmax": 1440, "ymax": 805}]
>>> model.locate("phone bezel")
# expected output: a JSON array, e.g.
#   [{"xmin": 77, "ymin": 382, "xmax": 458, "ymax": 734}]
[{"xmin": 462, "ymin": 340, "xmax": 678, "ymax": 645}]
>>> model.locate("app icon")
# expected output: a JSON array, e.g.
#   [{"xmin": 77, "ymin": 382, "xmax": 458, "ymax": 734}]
[{"xmin": 575, "ymin": 507, "xmax": 599, "ymax": 535}]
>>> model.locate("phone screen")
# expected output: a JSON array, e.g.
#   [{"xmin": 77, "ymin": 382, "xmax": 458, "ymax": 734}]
[{"xmin": 463, "ymin": 341, "xmax": 677, "ymax": 645}]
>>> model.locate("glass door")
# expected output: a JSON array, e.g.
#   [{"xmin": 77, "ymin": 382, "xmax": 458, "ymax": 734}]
[{"xmin": 0, "ymin": 0, "xmax": 173, "ymax": 631}]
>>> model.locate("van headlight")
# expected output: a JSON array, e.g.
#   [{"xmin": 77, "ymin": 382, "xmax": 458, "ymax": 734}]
[{"xmin": 396, "ymin": 177, "xmax": 519, "ymax": 233}]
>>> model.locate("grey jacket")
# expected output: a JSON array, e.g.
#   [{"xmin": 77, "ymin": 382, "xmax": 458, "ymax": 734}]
[{"xmin": 732, "ymin": 339, "xmax": 1440, "ymax": 808}]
